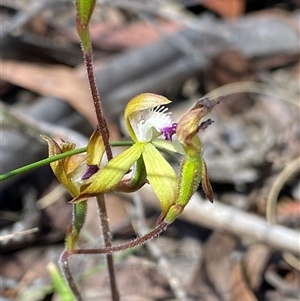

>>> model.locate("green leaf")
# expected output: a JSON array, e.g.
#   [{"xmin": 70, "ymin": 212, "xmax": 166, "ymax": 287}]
[{"xmin": 142, "ymin": 143, "xmax": 176, "ymax": 214}]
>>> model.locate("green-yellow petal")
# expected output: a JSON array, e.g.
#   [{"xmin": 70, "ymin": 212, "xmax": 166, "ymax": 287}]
[
  {"xmin": 142, "ymin": 143, "xmax": 177, "ymax": 214},
  {"xmin": 124, "ymin": 93, "xmax": 172, "ymax": 141},
  {"xmin": 70, "ymin": 143, "xmax": 145, "ymax": 203},
  {"xmin": 41, "ymin": 135, "xmax": 79, "ymax": 197},
  {"xmin": 86, "ymin": 129, "xmax": 105, "ymax": 166}
]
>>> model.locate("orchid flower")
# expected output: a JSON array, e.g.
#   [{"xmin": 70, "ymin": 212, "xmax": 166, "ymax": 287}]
[
  {"xmin": 44, "ymin": 93, "xmax": 218, "ymax": 226},
  {"xmin": 71, "ymin": 93, "xmax": 178, "ymax": 215},
  {"xmin": 42, "ymin": 131, "xmax": 105, "ymax": 251}
]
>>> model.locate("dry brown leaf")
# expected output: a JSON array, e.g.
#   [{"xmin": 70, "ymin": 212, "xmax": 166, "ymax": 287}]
[
  {"xmin": 89, "ymin": 20, "xmax": 183, "ymax": 51},
  {"xmin": 79, "ymin": 256, "xmax": 171, "ymax": 300},
  {"xmin": 242, "ymin": 244, "xmax": 272, "ymax": 292},
  {"xmin": 231, "ymin": 244, "xmax": 271, "ymax": 301},
  {"xmin": 201, "ymin": 0, "xmax": 245, "ymax": 18},
  {"xmin": 189, "ymin": 232, "xmax": 238, "ymax": 301},
  {"xmin": 1, "ymin": 60, "xmax": 97, "ymax": 126},
  {"xmin": 231, "ymin": 261, "xmax": 258, "ymax": 301},
  {"xmin": 277, "ymin": 198, "xmax": 300, "ymax": 217}
]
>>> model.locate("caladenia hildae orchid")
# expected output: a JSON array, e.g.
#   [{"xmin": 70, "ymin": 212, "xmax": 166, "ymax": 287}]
[
  {"xmin": 45, "ymin": 1, "xmax": 219, "ymax": 300},
  {"xmin": 0, "ymin": 0, "xmax": 220, "ymax": 300},
  {"xmin": 43, "ymin": 93, "xmax": 220, "ymax": 257},
  {"xmin": 70, "ymin": 93, "xmax": 219, "ymax": 223}
]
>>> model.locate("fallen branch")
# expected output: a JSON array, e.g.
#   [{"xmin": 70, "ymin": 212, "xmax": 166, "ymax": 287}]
[
  {"xmin": 95, "ymin": 11, "xmax": 300, "ymax": 117},
  {"xmin": 139, "ymin": 186, "xmax": 300, "ymax": 254}
]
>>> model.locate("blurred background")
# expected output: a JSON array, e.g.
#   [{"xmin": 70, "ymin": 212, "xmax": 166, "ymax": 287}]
[{"xmin": 1, "ymin": 1, "xmax": 299, "ymax": 300}]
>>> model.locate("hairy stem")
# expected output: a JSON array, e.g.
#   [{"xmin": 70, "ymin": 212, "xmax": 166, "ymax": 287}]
[
  {"xmin": 97, "ymin": 195, "xmax": 120, "ymax": 301},
  {"xmin": 73, "ymin": 221, "xmax": 169, "ymax": 255},
  {"xmin": 83, "ymin": 37, "xmax": 118, "ymax": 300},
  {"xmin": 59, "ymin": 250, "xmax": 83, "ymax": 301},
  {"xmin": 84, "ymin": 52, "xmax": 113, "ymax": 161}
]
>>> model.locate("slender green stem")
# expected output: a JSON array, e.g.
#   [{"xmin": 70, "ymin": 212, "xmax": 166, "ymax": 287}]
[
  {"xmin": 0, "ymin": 141, "xmax": 133, "ymax": 181},
  {"xmin": 0, "ymin": 147, "xmax": 86, "ymax": 181}
]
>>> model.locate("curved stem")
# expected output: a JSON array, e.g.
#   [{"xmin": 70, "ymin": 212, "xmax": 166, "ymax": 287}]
[
  {"xmin": 59, "ymin": 250, "xmax": 83, "ymax": 301},
  {"xmin": 59, "ymin": 221, "xmax": 169, "ymax": 300},
  {"xmin": 73, "ymin": 221, "xmax": 169, "ymax": 255}
]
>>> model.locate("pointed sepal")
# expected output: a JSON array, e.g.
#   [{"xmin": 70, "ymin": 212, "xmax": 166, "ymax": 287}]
[
  {"xmin": 86, "ymin": 129, "xmax": 105, "ymax": 166},
  {"xmin": 41, "ymin": 135, "xmax": 82, "ymax": 197},
  {"xmin": 142, "ymin": 143, "xmax": 177, "ymax": 214},
  {"xmin": 70, "ymin": 143, "xmax": 145, "ymax": 203},
  {"xmin": 201, "ymin": 158, "xmax": 213, "ymax": 203}
]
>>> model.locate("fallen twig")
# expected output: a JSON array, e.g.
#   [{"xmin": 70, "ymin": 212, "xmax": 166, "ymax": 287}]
[{"xmin": 139, "ymin": 186, "xmax": 300, "ymax": 254}]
